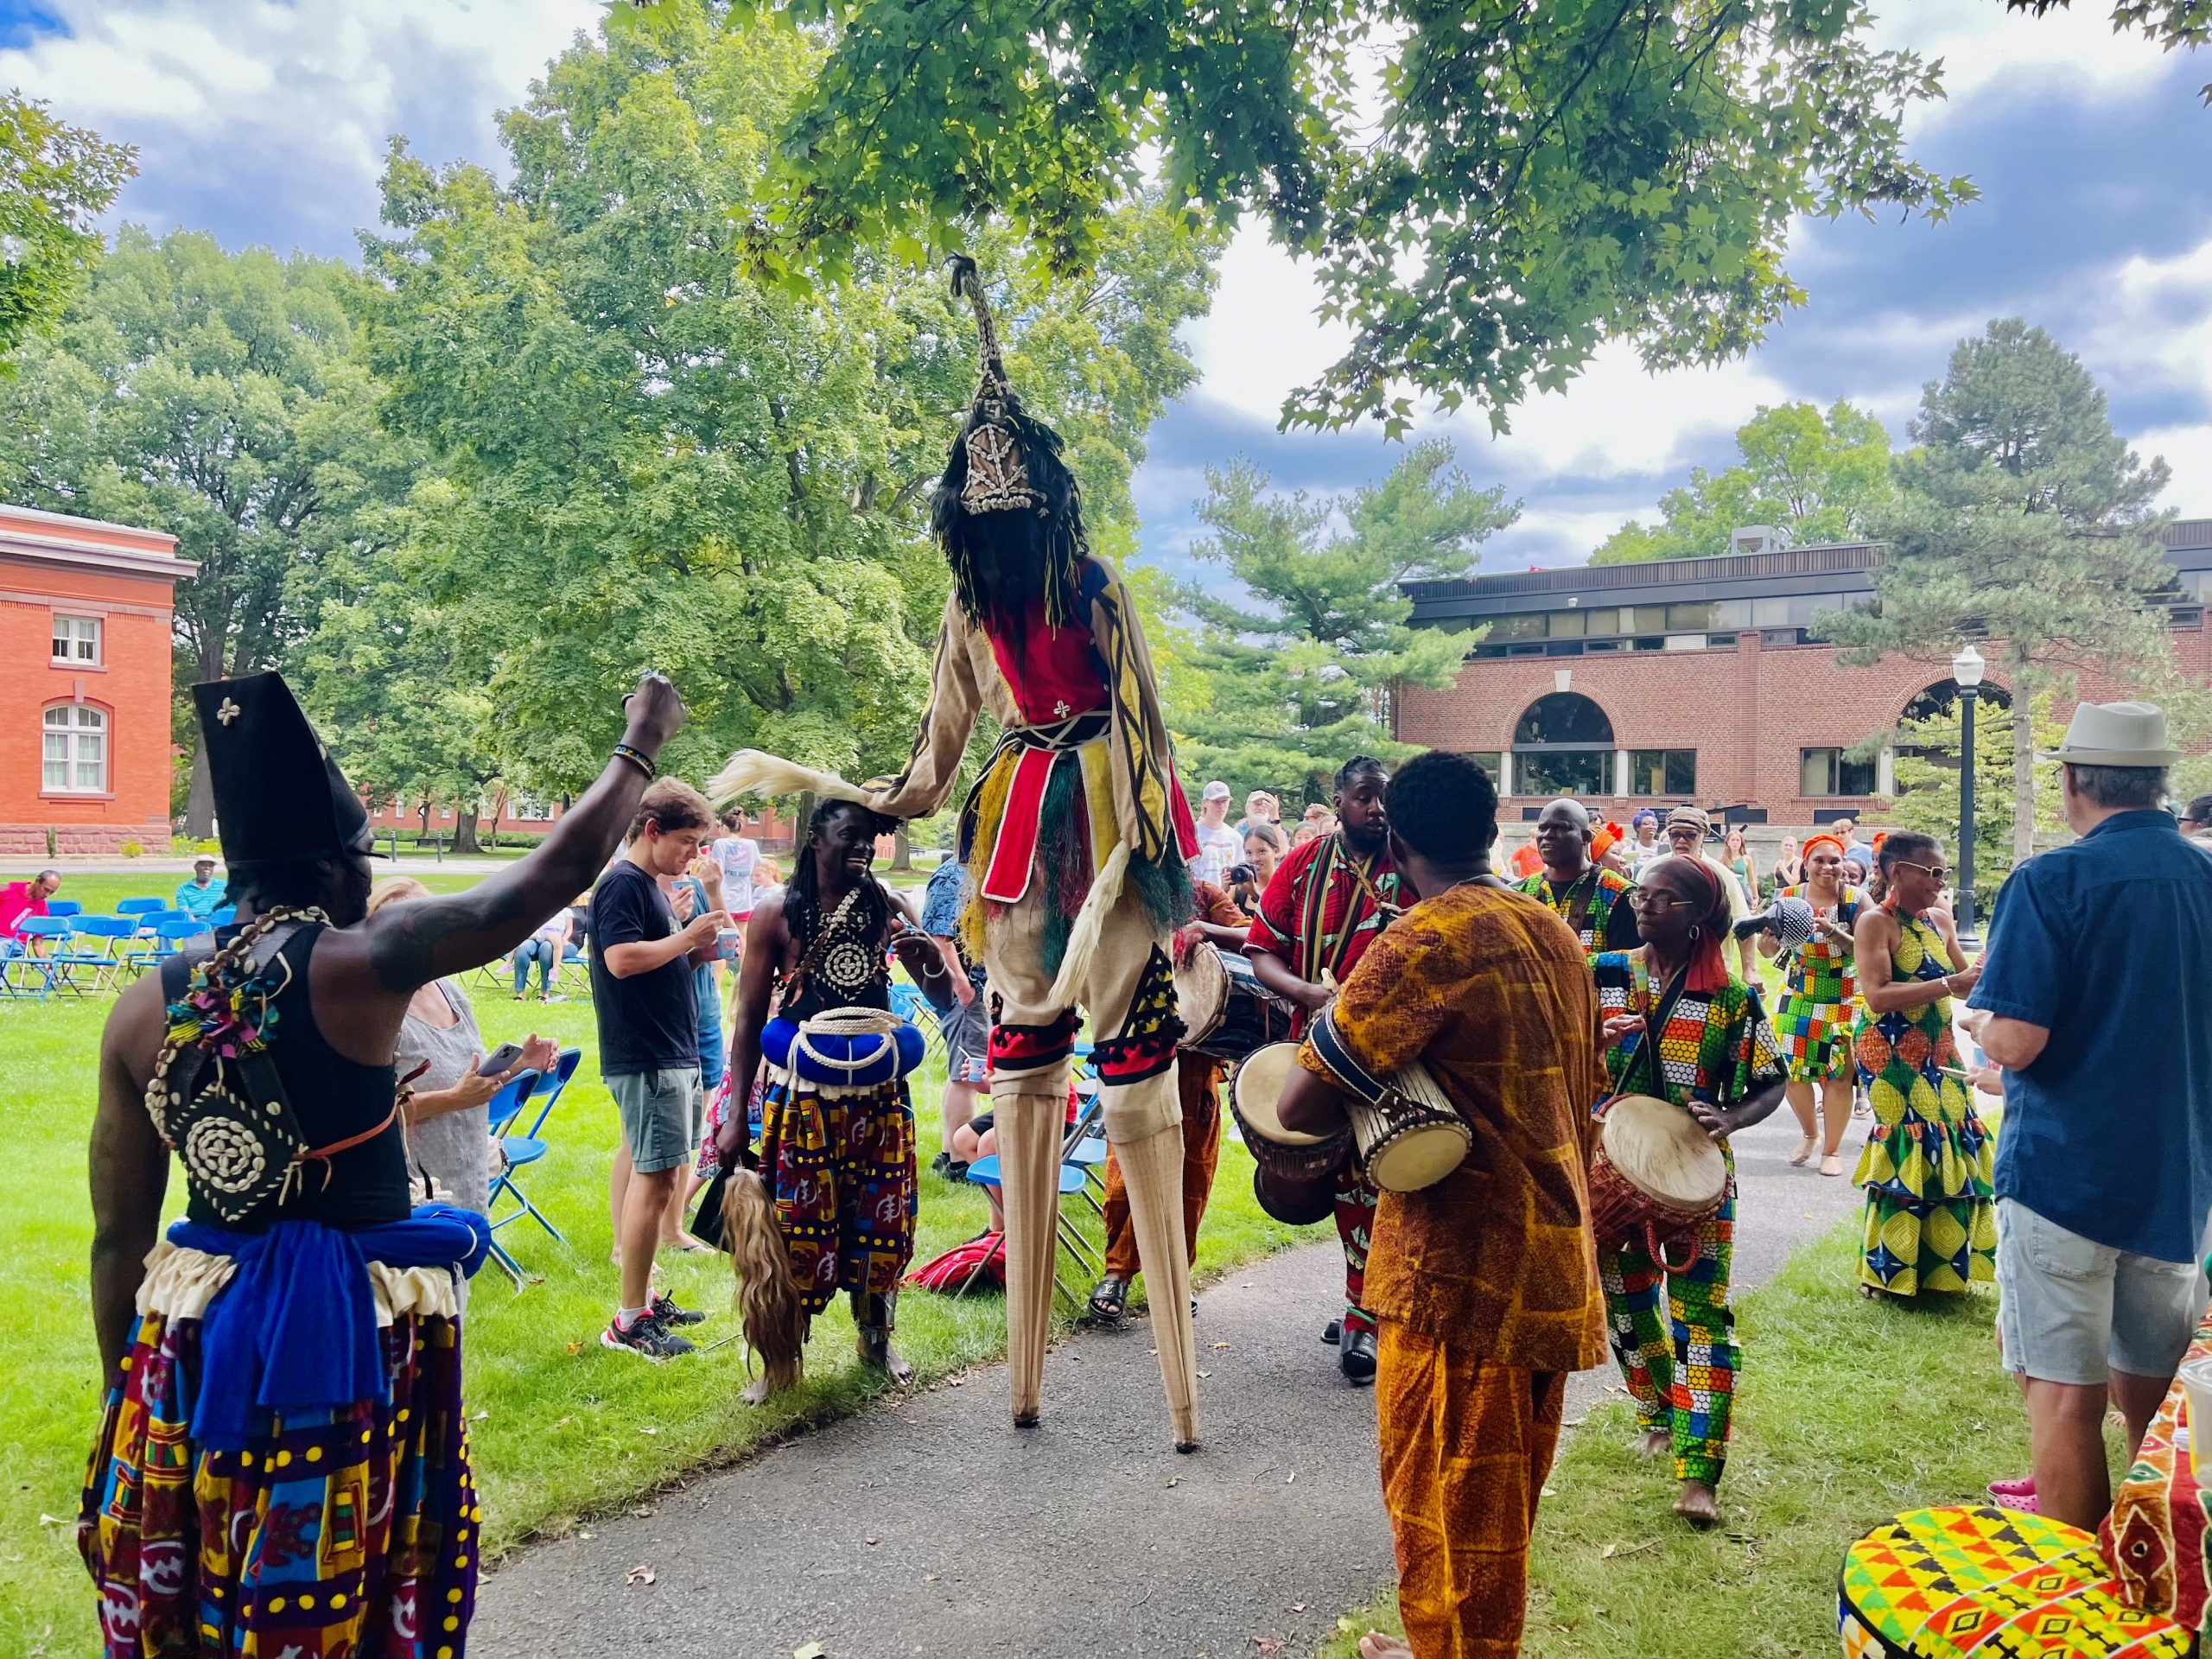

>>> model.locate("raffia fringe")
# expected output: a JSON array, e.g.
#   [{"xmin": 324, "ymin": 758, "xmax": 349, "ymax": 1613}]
[
  {"xmin": 708, "ymin": 750, "xmax": 869, "ymax": 810},
  {"xmin": 1046, "ymin": 842, "xmax": 1129, "ymax": 1008}
]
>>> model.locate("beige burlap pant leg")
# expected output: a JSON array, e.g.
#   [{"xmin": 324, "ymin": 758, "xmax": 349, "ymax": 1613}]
[{"xmin": 984, "ymin": 882, "xmax": 1199, "ymax": 1448}]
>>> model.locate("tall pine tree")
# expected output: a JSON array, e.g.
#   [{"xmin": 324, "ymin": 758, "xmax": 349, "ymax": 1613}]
[{"xmin": 1823, "ymin": 320, "xmax": 2173, "ymax": 859}]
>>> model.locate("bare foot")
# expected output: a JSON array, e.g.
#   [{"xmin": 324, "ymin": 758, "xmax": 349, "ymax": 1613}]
[
  {"xmin": 740, "ymin": 1372, "xmax": 777, "ymax": 1406},
  {"xmin": 1675, "ymin": 1479, "xmax": 1720, "ymax": 1526},
  {"xmin": 1636, "ymin": 1428, "xmax": 1671, "ymax": 1459},
  {"xmin": 1820, "ymin": 1153, "xmax": 1843, "ymax": 1178},
  {"xmin": 1358, "ymin": 1637, "xmax": 1414, "ymax": 1659},
  {"xmin": 659, "ymin": 1231, "xmax": 712, "ymax": 1255},
  {"xmin": 1789, "ymin": 1135, "xmax": 1815, "ymax": 1167}
]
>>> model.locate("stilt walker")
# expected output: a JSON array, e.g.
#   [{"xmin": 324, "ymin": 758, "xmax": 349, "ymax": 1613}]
[{"xmin": 713, "ymin": 257, "xmax": 1204, "ymax": 1448}]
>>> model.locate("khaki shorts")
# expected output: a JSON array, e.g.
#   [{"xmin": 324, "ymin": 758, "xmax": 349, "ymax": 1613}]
[
  {"xmin": 609, "ymin": 1066, "xmax": 703, "ymax": 1176},
  {"xmin": 1995, "ymin": 1198, "xmax": 2201, "ymax": 1386}
]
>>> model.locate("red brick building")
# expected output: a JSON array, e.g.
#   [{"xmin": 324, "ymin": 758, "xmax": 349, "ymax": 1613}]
[
  {"xmin": 0, "ymin": 504, "xmax": 194, "ymax": 857},
  {"xmin": 1397, "ymin": 518, "xmax": 2211, "ymax": 827}
]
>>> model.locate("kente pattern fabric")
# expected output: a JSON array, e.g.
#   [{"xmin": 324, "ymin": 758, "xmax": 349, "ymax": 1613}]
[
  {"xmin": 1590, "ymin": 953, "xmax": 1788, "ymax": 1110},
  {"xmin": 1852, "ymin": 912, "xmax": 1996, "ymax": 1297},
  {"xmin": 1518, "ymin": 864, "xmax": 1640, "ymax": 954},
  {"xmin": 1377, "ymin": 1325, "xmax": 1568, "ymax": 1659},
  {"xmin": 1103, "ymin": 1052, "xmax": 1224, "ymax": 1279},
  {"xmin": 1248, "ymin": 832, "xmax": 1401, "ymax": 1034},
  {"xmin": 1297, "ymin": 886, "xmax": 1608, "ymax": 1373},
  {"xmin": 1838, "ymin": 1506, "xmax": 2192, "ymax": 1657},
  {"xmin": 79, "ymin": 1303, "xmax": 478, "ymax": 1658},
  {"xmin": 1774, "ymin": 883, "xmax": 1866, "ymax": 1084},
  {"xmin": 756, "ymin": 1073, "xmax": 918, "ymax": 1315},
  {"xmin": 2101, "ymin": 1310, "xmax": 2212, "ymax": 1633},
  {"xmin": 1597, "ymin": 1163, "xmax": 1738, "ymax": 1485}
]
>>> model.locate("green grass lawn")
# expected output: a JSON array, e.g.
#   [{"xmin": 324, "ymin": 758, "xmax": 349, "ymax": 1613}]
[
  {"xmin": 1, "ymin": 892, "xmax": 1306, "ymax": 1656},
  {"xmin": 1319, "ymin": 1224, "xmax": 2049, "ymax": 1659}
]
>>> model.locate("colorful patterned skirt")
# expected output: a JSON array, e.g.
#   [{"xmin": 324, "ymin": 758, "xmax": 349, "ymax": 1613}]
[
  {"xmin": 1839, "ymin": 1505, "xmax": 2191, "ymax": 1656},
  {"xmin": 79, "ymin": 1243, "xmax": 479, "ymax": 1658},
  {"xmin": 1777, "ymin": 987, "xmax": 1855, "ymax": 1084},
  {"xmin": 1853, "ymin": 1012, "xmax": 1996, "ymax": 1297},
  {"xmin": 758, "ymin": 1071, "xmax": 919, "ymax": 1315}
]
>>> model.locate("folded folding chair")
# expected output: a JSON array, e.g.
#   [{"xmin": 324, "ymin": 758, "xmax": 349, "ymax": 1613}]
[{"xmin": 485, "ymin": 1067, "xmax": 567, "ymax": 1285}]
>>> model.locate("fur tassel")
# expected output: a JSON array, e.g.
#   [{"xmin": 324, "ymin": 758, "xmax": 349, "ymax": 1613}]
[
  {"xmin": 1046, "ymin": 842, "xmax": 1129, "ymax": 1008},
  {"xmin": 722, "ymin": 1166, "xmax": 809, "ymax": 1398},
  {"xmin": 708, "ymin": 750, "xmax": 869, "ymax": 810}
]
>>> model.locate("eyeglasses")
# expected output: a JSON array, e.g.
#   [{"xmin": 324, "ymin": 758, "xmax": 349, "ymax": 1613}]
[
  {"xmin": 1625, "ymin": 891, "xmax": 1681, "ymax": 913},
  {"xmin": 1892, "ymin": 858, "xmax": 1950, "ymax": 882}
]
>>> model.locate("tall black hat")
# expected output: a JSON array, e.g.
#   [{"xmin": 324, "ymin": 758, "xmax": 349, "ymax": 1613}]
[
  {"xmin": 933, "ymin": 256, "xmax": 1088, "ymax": 632},
  {"xmin": 192, "ymin": 671, "xmax": 378, "ymax": 865}
]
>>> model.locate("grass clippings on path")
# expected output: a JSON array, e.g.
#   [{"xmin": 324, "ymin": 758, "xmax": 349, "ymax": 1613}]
[
  {"xmin": 1, "ymin": 905, "xmax": 1306, "ymax": 1658},
  {"xmin": 1322, "ymin": 1221, "xmax": 2036, "ymax": 1658}
]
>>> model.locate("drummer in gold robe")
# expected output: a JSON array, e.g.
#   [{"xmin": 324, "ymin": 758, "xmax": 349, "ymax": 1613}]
[
  {"xmin": 1590, "ymin": 855, "xmax": 1788, "ymax": 1526},
  {"xmin": 1278, "ymin": 753, "xmax": 1606, "ymax": 1659}
]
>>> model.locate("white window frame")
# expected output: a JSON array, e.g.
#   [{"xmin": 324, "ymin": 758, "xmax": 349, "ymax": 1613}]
[
  {"xmin": 42, "ymin": 702, "xmax": 109, "ymax": 794},
  {"xmin": 51, "ymin": 613, "xmax": 103, "ymax": 666}
]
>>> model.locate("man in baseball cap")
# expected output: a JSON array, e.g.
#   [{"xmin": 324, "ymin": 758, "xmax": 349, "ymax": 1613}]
[{"xmin": 1192, "ymin": 779, "xmax": 1241, "ymax": 887}]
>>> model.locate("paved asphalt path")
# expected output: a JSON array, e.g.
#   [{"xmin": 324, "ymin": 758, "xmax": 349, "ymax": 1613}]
[{"xmin": 475, "ymin": 1108, "xmax": 1862, "ymax": 1659}]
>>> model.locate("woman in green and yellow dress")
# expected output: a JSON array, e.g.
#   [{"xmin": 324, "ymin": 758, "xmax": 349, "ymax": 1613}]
[
  {"xmin": 1850, "ymin": 830, "xmax": 1995, "ymax": 1299},
  {"xmin": 1761, "ymin": 831, "xmax": 1864, "ymax": 1178}
]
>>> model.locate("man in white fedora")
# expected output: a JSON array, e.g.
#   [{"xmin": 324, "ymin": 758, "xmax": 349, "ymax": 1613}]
[{"xmin": 1966, "ymin": 700, "xmax": 2212, "ymax": 1529}]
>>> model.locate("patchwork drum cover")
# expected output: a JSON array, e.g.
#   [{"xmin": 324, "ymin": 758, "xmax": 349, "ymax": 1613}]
[{"xmin": 1838, "ymin": 1506, "xmax": 2194, "ymax": 1657}]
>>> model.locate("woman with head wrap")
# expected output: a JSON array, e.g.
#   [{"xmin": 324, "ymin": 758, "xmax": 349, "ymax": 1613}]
[
  {"xmin": 1763, "ymin": 834, "xmax": 1865, "ymax": 1177},
  {"xmin": 1590, "ymin": 855, "xmax": 1789, "ymax": 1525},
  {"xmin": 1849, "ymin": 831, "xmax": 1995, "ymax": 1300}
]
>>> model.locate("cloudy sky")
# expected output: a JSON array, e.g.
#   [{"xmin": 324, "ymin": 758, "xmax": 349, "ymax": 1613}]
[{"xmin": 5, "ymin": 0, "xmax": 2209, "ymax": 572}]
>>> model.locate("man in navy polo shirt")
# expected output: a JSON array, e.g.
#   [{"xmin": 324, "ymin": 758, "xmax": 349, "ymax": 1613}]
[{"xmin": 1967, "ymin": 701, "xmax": 2212, "ymax": 1530}]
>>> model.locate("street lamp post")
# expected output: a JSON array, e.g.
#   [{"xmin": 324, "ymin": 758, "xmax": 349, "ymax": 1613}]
[{"xmin": 1952, "ymin": 644, "xmax": 1986, "ymax": 938}]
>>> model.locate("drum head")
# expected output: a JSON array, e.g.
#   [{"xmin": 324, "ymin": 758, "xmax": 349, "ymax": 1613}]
[
  {"xmin": 1600, "ymin": 1094, "xmax": 1728, "ymax": 1208},
  {"xmin": 1173, "ymin": 945, "xmax": 1230, "ymax": 1043},
  {"xmin": 1366, "ymin": 1120, "xmax": 1473, "ymax": 1193},
  {"xmin": 1230, "ymin": 1044, "xmax": 1329, "ymax": 1146}
]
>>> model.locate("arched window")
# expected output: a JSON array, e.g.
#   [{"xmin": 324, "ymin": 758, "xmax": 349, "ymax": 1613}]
[
  {"xmin": 1509, "ymin": 692, "xmax": 1614, "ymax": 797},
  {"xmin": 42, "ymin": 702, "xmax": 108, "ymax": 794}
]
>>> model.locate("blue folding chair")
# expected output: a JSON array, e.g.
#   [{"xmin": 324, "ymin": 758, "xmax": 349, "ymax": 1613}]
[
  {"xmin": 61, "ymin": 915, "xmax": 136, "ymax": 993},
  {"xmin": 211, "ymin": 906, "xmax": 237, "ymax": 927},
  {"xmin": 45, "ymin": 899, "xmax": 83, "ymax": 917},
  {"xmin": 485, "ymin": 1068, "xmax": 562, "ymax": 1285},
  {"xmin": 6, "ymin": 916, "xmax": 72, "ymax": 1000},
  {"xmin": 115, "ymin": 897, "xmax": 165, "ymax": 920}
]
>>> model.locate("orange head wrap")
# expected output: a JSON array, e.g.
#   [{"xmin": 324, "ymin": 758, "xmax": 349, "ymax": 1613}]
[
  {"xmin": 1801, "ymin": 833, "xmax": 1847, "ymax": 864},
  {"xmin": 1592, "ymin": 820, "xmax": 1625, "ymax": 859}
]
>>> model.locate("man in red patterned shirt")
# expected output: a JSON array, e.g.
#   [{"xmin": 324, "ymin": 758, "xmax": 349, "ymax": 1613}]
[{"xmin": 1245, "ymin": 756, "xmax": 1400, "ymax": 1382}]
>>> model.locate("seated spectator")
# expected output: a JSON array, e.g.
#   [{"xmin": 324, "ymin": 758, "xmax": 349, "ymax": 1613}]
[
  {"xmin": 172, "ymin": 856, "xmax": 227, "ymax": 920},
  {"xmin": 1, "ymin": 869, "xmax": 60, "ymax": 950},
  {"xmin": 513, "ymin": 906, "xmax": 573, "ymax": 1002},
  {"xmin": 369, "ymin": 877, "xmax": 555, "ymax": 1214},
  {"xmin": 953, "ymin": 1109, "xmax": 1004, "ymax": 1230}
]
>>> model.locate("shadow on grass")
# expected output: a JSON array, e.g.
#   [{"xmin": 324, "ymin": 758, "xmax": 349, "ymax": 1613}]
[{"xmin": 1319, "ymin": 1220, "xmax": 2029, "ymax": 1658}]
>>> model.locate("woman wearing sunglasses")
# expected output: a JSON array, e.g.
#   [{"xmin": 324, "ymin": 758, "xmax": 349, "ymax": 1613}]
[
  {"xmin": 1591, "ymin": 856, "xmax": 1789, "ymax": 1525},
  {"xmin": 1849, "ymin": 830, "xmax": 1995, "ymax": 1300}
]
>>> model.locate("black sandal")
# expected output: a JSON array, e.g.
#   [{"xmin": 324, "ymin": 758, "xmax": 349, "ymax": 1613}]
[{"xmin": 1088, "ymin": 1274, "xmax": 1130, "ymax": 1326}]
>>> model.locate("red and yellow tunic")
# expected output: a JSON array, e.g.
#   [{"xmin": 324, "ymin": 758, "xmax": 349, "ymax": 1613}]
[{"xmin": 1244, "ymin": 832, "xmax": 1401, "ymax": 1038}]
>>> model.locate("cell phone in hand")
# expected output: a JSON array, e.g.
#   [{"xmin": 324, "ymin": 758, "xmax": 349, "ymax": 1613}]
[{"xmin": 478, "ymin": 1042, "xmax": 524, "ymax": 1078}]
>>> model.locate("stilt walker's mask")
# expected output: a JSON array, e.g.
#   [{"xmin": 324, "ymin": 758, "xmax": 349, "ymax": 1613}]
[{"xmin": 933, "ymin": 256, "xmax": 1088, "ymax": 639}]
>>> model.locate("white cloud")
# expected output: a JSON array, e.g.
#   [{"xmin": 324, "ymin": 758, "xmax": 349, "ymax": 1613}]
[{"xmin": 1873, "ymin": 0, "xmax": 2191, "ymax": 110}]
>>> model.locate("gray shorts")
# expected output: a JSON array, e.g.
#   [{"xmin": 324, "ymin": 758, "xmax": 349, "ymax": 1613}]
[
  {"xmin": 609, "ymin": 1066, "xmax": 704, "ymax": 1175},
  {"xmin": 935, "ymin": 995, "xmax": 991, "ymax": 1084},
  {"xmin": 1995, "ymin": 1198, "xmax": 2201, "ymax": 1385}
]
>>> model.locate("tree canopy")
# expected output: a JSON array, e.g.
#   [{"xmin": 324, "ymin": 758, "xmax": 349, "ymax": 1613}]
[
  {"xmin": 0, "ymin": 227, "xmax": 405, "ymax": 832},
  {"xmin": 1823, "ymin": 319, "xmax": 2175, "ymax": 858},
  {"xmin": 632, "ymin": 0, "xmax": 1972, "ymax": 432},
  {"xmin": 336, "ymin": 9, "xmax": 1221, "ymax": 818},
  {"xmin": 1167, "ymin": 439, "xmax": 1515, "ymax": 791},
  {"xmin": 1592, "ymin": 399, "xmax": 1894, "ymax": 564},
  {"xmin": 0, "ymin": 92, "xmax": 135, "ymax": 361}
]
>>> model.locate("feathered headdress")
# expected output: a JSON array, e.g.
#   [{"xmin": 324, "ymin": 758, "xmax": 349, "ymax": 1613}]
[{"xmin": 933, "ymin": 256, "xmax": 1087, "ymax": 634}]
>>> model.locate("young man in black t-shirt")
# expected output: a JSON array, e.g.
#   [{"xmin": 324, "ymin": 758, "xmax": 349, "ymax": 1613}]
[{"xmin": 593, "ymin": 779, "xmax": 729, "ymax": 1358}]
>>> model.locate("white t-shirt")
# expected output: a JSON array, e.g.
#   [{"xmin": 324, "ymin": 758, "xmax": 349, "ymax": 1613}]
[
  {"xmin": 1192, "ymin": 818, "xmax": 1243, "ymax": 888},
  {"xmin": 711, "ymin": 836, "xmax": 760, "ymax": 910}
]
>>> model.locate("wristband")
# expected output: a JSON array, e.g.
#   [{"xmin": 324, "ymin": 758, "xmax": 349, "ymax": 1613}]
[{"xmin": 613, "ymin": 742, "xmax": 656, "ymax": 779}]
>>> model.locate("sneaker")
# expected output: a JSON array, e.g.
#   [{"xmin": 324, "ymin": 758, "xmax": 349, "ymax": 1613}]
[
  {"xmin": 652, "ymin": 1293, "xmax": 707, "ymax": 1328},
  {"xmin": 601, "ymin": 1310, "xmax": 696, "ymax": 1360},
  {"xmin": 930, "ymin": 1150, "xmax": 953, "ymax": 1179}
]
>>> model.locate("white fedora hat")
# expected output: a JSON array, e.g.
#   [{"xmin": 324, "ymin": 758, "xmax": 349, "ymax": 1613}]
[{"xmin": 2039, "ymin": 700, "xmax": 2185, "ymax": 768}]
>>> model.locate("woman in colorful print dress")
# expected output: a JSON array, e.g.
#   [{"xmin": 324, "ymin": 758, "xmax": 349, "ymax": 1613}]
[
  {"xmin": 1850, "ymin": 830, "xmax": 1996, "ymax": 1299},
  {"xmin": 1760, "ymin": 832, "xmax": 1864, "ymax": 1178},
  {"xmin": 1591, "ymin": 855, "xmax": 1789, "ymax": 1526}
]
